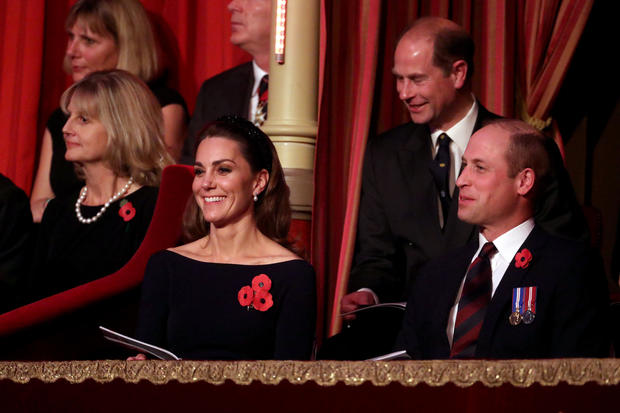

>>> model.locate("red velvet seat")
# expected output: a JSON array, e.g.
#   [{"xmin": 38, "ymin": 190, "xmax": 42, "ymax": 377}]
[{"xmin": 0, "ymin": 165, "xmax": 194, "ymax": 341}]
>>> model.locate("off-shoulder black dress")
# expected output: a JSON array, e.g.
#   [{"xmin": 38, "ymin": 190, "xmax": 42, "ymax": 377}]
[{"xmin": 136, "ymin": 251, "xmax": 317, "ymax": 360}]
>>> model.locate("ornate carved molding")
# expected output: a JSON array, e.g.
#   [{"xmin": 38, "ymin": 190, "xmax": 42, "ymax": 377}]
[{"xmin": 2, "ymin": 359, "xmax": 619, "ymax": 387}]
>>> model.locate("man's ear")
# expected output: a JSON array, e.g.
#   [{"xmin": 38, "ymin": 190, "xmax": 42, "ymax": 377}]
[
  {"xmin": 253, "ymin": 169, "xmax": 269, "ymax": 196},
  {"xmin": 516, "ymin": 168, "xmax": 536, "ymax": 197},
  {"xmin": 451, "ymin": 60, "xmax": 468, "ymax": 90}
]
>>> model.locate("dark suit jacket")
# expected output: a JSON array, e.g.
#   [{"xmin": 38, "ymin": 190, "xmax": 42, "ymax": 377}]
[
  {"xmin": 181, "ymin": 62, "xmax": 254, "ymax": 164},
  {"xmin": 349, "ymin": 104, "xmax": 589, "ymax": 303},
  {"xmin": 403, "ymin": 226, "xmax": 609, "ymax": 359},
  {"xmin": 349, "ymin": 104, "xmax": 498, "ymax": 302}
]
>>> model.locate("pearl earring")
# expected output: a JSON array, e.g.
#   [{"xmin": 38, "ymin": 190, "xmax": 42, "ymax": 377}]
[{"xmin": 253, "ymin": 194, "xmax": 258, "ymax": 202}]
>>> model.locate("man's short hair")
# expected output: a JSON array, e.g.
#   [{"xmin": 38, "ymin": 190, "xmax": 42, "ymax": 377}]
[
  {"xmin": 432, "ymin": 28, "xmax": 475, "ymax": 81},
  {"xmin": 398, "ymin": 18, "xmax": 475, "ymax": 82},
  {"xmin": 485, "ymin": 119, "xmax": 552, "ymax": 200}
]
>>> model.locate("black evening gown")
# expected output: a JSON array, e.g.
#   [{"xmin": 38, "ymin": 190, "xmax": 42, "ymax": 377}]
[{"xmin": 136, "ymin": 251, "xmax": 317, "ymax": 360}]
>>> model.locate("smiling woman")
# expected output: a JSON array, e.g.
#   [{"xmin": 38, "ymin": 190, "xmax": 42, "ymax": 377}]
[{"xmin": 132, "ymin": 116, "xmax": 317, "ymax": 361}]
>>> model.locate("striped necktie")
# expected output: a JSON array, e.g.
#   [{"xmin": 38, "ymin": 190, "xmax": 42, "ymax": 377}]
[
  {"xmin": 450, "ymin": 242, "xmax": 497, "ymax": 358},
  {"xmin": 254, "ymin": 75, "xmax": 268, "ymax": 126},
  {"xmin": 429, "ymin": 133, "xmax": 451, "ymax": 229}
]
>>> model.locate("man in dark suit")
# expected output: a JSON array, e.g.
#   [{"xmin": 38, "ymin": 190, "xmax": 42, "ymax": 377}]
[
  {"xmin": 181, "ymin": 0, "xmax": 271, "ymax": 164},
  {"xmin": 403, "ymin": 119, "xmax": 609, "ymax": 359},
  {"xmin": 341, "ymin": 17, "xmax": 588, "ymax": 314}
]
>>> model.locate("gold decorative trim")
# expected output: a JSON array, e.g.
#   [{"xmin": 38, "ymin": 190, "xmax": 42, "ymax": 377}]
[
  {"xmin": 1, "ymin": 359, "xmax": 619, "ymax": 387},
  {"xmin": 516, "ymin": 88, "xmax": 552, "ymax": 131}
]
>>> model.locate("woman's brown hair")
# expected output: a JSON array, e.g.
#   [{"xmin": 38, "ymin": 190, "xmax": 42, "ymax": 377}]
[{"xmin": 184, "ymin": 116, "xmax": 292, "ymax": 249}]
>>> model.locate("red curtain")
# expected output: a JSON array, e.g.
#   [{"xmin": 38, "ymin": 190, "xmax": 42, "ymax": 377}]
[
  {"xmin": 0, "ymin": 0, "xmax": 45, "ymax": 193},
  {"xmin": 517, "ymin": 0, "xmax": 593, "ymax": 156},
  {"xmin": 313, "ymin": 0, "xmax": 383, "ymax": 343}
]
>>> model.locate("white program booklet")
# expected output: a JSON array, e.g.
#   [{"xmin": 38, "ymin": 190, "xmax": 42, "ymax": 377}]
[
  {"xmin": 368, "ymin": 350, "xmax": 410, "ymax": 361},
  {"xmin": 99, "ymin": 326, "xmax": 181, "ymax": 360}
]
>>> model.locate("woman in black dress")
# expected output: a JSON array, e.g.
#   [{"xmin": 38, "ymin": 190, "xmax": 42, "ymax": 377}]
[
  {"xmin": 30, "ymin": 0, "xmax": 187, "ymax": 222},
  {"xmin": 27, "ymin": 69, "xmax": 172, "ymax": 302},
  {"xmin": 133, "ymin": 117, "xmax": 316, "ymax": 360}
]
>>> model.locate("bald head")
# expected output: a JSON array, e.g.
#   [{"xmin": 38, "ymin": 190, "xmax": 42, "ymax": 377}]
[{"xmin": 399, "ymin": 17, "xmax": 474, "ymax": 82}]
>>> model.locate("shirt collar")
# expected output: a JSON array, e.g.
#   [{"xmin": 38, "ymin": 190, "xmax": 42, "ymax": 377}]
[
  {"xmin": 478, "ymin": 218, "xmax": 535, "ymax": 263},
  {"xmin": 251, "ymin": 60, "xmax": 268, "ymax": 97},
  {"xmin": 430, "ymin": 96, "xmax": 478, "ymax": 153}
]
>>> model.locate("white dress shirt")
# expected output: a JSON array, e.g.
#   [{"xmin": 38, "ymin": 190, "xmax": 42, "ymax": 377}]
[
  {"xmin": 249, "ymin": 61, "xmax": 268, "ymax": 122},
  {"xmin": 430, "ymin": 97, "xmax": 478, "ymax": 226},
  {"xmin": 446, "ymin": 218, "xmax": 535, "ymax": 346}
]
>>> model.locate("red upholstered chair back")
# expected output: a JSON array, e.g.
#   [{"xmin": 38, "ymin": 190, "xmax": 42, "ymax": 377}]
[{"xmin": 0, "ymin": 165, "xmax": 194, "ymax": 337}]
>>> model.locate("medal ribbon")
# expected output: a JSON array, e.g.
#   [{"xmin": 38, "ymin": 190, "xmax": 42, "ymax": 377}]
[
  {"xmin": 525, "ymin": 286, "xmax": 537, "ymax": 314},
  {"xmin": 511, "ymin": 287, "xmax": 524, "ymax": 315}
]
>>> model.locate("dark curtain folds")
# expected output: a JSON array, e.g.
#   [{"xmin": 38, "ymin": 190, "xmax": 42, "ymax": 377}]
[{"xmin": 516, "ymin": 0, "xmax": 593, "ymax": 156}]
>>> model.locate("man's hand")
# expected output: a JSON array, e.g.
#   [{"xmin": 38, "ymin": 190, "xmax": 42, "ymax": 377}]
[{"xmin": 341, "ymin": 291, "xmax": 376, "ymax": 321}]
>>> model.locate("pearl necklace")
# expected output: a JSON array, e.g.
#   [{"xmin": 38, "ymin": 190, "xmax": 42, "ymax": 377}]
[{"xmin": 75, "ymin": 177, "xmax": 134, "ymax": 224}]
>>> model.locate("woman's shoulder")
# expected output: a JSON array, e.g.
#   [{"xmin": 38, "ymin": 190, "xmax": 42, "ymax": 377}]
[
  {"xmin": 125, "ymin": 185, "xmax": 159, "ymax": 208},
  {"xmin": 128, "ymin": 185, "xmax": 159, "ymax": 198},
  {"xmin": 167, "ymin": 238, "xmax": 204, "ymax": 258},
  {"xmin": 145, "ymin": 249, "xmax": 196, "ymax": 274},
  {"xmin": 148, "ymin": 81, "xmax": 187, "ymax": 111},
  {"xmin": 269, "ymin": 259, "xmax": 315, "ymax": 277}
]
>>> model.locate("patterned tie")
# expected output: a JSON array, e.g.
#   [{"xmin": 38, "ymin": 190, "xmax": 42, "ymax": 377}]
[
  {"xmin": 254, "ymin": 74, "xmax": 269, "ymax": 126},
  {"xmin": 429, "ymin": 133, "xmax": 451, "ymax": 228},
  {"xmin": 450, "ymin": 242, "xmax": 497, "ymax": 358}
]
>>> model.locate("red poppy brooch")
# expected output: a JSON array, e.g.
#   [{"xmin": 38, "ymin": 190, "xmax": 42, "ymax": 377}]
[
  {"xmin": 514, "ymin": 248, "xmax": 533, "ymax": 269},
  {"xmin": 237, "ymin": 274, "xmax": 273, "ymax": 312},
  {"xmin": 118, "ymin": 200, "xmax": 136, "ymax": 222}
]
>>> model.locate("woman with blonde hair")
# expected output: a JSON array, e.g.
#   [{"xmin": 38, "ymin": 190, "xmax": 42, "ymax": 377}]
[
  {"xmin": 30, "ymin": 0, "xmax": 187, "ymax": 222},
  {"xmin": 132, "ymin": 116, "xmax": 316, "ymax": 360},
  {"xmin": 27, "ymin": 69, "xmax": 172, "ymax": 301}
]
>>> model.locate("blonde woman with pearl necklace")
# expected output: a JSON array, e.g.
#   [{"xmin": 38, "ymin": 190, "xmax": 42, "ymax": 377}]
[{"xmin": 23, "ymin": 70, "xmax": 172, "ymax": 304}]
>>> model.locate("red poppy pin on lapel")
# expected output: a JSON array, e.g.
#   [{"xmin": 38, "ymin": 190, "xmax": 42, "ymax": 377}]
[
  {"xmin": 118, "ymin": 200, "xmax": 136, "ymax": 222},
  {"xmin": 238, "ymin": 274, "xmax": 274, "ymax": 312},
  {"xmin": 514, "ymin": 248, "xmax": 532, "ymax": 269}
]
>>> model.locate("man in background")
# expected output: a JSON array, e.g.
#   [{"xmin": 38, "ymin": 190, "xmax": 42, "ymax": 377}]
[{"xmin": 181, "ymin": 0, "xmax": 271, "ymax": 164}]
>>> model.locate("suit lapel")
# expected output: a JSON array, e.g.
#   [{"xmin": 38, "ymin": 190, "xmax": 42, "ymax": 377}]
[
  {"xmin": 477, "ymin": 226, "xmax": 546, "ymax": 353},
  {"xmin": 241, "ymin": 62, "xmax": 254, "ymax": 120},
  {"xmin": 443, "ymin": 186, "xmax": 476, "ymax": 249},
  {"xmin": 397, "ymin": 124, "xmax": 444, "ymax": 249}
]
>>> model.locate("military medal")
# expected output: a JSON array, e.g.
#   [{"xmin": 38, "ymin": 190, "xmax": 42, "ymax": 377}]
[
  {"xmin": 522, "ymin": 286, "xmax": 537, "ymax": 324},
  {"xmin": 509, "ymin": 287, "xmax": 524, "ymax": 326}
]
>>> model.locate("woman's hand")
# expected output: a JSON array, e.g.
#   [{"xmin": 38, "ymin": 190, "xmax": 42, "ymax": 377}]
[{"xmin": 127, "ymin": 353, "xmax": 147, "ymax": 361}]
